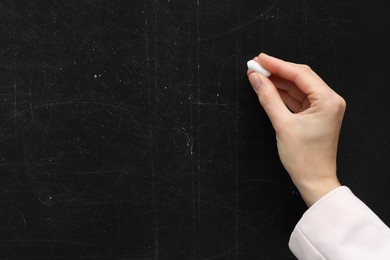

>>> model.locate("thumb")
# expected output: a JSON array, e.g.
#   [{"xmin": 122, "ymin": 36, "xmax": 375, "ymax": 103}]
[{"xmin": 248, "ymin": 73, "xmax": 291, "ymax": 129}]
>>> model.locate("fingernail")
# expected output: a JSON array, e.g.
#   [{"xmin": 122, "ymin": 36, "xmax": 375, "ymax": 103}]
[
  {"xmin": 249, "ymin": 73, "xmax": 262, "ymax": 91},
  {"xmin": 259, "ymin": 52, "xmax": 268, "ymax": 57}
]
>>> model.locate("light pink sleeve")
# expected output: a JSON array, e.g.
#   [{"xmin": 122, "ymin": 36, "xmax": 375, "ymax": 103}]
[{"xmin": 289, "ymin": 186, "xmax": 390, "ymax": 260}]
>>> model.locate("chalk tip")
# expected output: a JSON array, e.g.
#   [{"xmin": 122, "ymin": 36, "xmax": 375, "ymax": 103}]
[{"xmin": 247, "ymin": 60, "xmax": 271, "ymax": 77}]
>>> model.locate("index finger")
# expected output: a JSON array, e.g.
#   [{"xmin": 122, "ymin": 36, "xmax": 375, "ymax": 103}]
[{"xmin": 257, "ymin": 53, "xmax": 330, "ymax": 95}]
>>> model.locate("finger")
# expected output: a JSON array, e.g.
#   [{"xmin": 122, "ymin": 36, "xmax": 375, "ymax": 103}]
[
  {"xmin": 254, "ymin": 57, "xmax": 302, "ymax": 96},
  {"xmin": 257, "ymin": 53, "xmax": 330, "ymax": 95},
  {"xmin": 270, "ymin": 77, "xmax": 306, "ymax": 102},
  {"xmin": 248, "ymin": 72, "xmax": 291, "ymax": 129}
]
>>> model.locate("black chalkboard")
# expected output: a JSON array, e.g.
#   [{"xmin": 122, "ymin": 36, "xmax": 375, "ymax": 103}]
[{"xmin": 1, "ymin": 0, "xmax": 389, "ymax": 259}]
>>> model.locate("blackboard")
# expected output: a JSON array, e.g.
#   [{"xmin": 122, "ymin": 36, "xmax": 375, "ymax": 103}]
[{"xmin": 1, "ymin": 0, "xmax": 389, "ymax": 259}]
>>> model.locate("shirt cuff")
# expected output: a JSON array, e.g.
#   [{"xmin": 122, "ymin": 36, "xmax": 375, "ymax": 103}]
[{"xmin": 288, "ymin": 186, "xmax": 390, "ymax": 260}]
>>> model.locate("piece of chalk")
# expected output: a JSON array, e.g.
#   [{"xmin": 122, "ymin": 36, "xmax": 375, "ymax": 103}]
[{"xmin": 247, "ymin": 60, "xmax": 271, "ymax": 77}]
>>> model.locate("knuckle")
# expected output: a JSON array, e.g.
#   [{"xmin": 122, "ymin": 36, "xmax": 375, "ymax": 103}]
[
  {"xmin": 300, "ymin": 65, "xmax": 312, "ymax": 73},
  {"xmin": 334, "ymin": 95, "xmax": 346, "ymax": 109},
  {"xmin": 339, "ymin": 96, "xmax": 347, "ymax": 110},
  {"xmin": 294, "ymin": 65, "xmax": 313, "ymax": 82},
  {"xmin": 327, "ymin": 93, "xmax": 346, "ymax": 113}
]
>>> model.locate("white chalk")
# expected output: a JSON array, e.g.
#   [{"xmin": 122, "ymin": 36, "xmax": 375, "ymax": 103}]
[{"xmin": 247, "ymin": 60, "xmax": 271, "ymax": 77}]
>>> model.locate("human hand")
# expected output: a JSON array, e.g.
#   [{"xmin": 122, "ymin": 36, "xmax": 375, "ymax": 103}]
[{"xmin": 247, "ymin": 53, "xmax": 346, "ymax": 207}]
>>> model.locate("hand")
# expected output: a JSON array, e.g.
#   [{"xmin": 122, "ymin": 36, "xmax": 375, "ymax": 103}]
[{"xmin": 247, "ymin": 53, "xmax": 346, "ymax": 207}]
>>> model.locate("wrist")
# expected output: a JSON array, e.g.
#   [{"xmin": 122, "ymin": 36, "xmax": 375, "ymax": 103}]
[{"xmin": 297, "ymin": 178, "xmax": 341, "ymax": 207}]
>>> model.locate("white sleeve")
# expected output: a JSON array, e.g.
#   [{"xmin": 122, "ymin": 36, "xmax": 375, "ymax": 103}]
[{"xmin": 289, "ymin": 186, "xmax": 390, "ymax": 260}]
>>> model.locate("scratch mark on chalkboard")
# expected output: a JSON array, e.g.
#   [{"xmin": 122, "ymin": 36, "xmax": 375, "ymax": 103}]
[
  {"xmin": 0, "ymin": 101, "xmax": 143, "ymax": 133},
  {"xmin": 200, "ymin": 0, "xmax": 280, "ymax": 42},
  {"xmin": 114, "ymin": 202, "xmax": 121, "ymax": 242},
  {"xmin": 0, "ymin": 239, "xmax": 97, "ymax": 247},
  {"xmin": 173, "ymin": 127, "xmax": 193, "ymax": 155},
  {"xmin": 235, "ymin": 1, "xmax": 241, "ymax": 257},
  {"xmin": 86, "ymin": 201, "xmax": 109, "ymax": 242},
  {"xmin": 8, "ymin": 222, "xmax": 24, "ymax": 248},
  {"xmin": 45, "ymin": 217, "xmax": 83, "ymax": 229},
  {"xmin": 149, "ymin": 1, "xmax": 159, "ymax": 258},
  {"xmin": 319, "ymin": 3, "xmax": 359, "ymax": 39},
  {"xmin": 28, "ymin": 79, "xmax": 34, "ymax": 120},
  {"xmin": 145, "ymin": 0, "xmax": 152, "ymax": 255},
  {"xmin": 376, "ymin": 126, "xmax": 390, "ymax": 146},
  {"xmin": 2, "ymin": 1, "xmax": 49, "ymax": 93},
  {"xmin": 236, "ymin": 206, "xmax": 283, "ymax": 250},
  {"xmin": 195, "ymin": 0, "xmax": 201, "ymax": 257},
  {"xmin": 187, "ymin": 27, "xmax": 198, "ymax": 257},
  {"xmin": 13, "ymin": 23, "xmax": 17, "ymax": 135},
  {"xmin": 200, "ymin": 251, "xmax": 233, "ymax": 260},
  {"xmin": 182, "ymin": 102, "xmax": 227, "ymax": 107},
  {"xmin": 240, "ymin": 178, "xmax": 293, "ymax": 190}
]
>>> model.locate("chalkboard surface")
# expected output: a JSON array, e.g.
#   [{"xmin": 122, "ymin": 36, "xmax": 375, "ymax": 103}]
[{"xmin": 1, "ymin": 0, "xmax": 389, "ymax": 259}]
